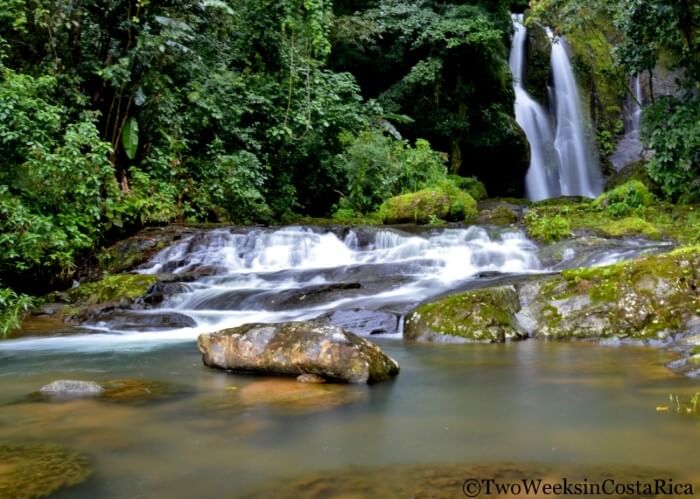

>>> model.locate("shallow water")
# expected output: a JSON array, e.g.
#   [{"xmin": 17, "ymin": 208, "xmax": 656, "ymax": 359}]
[
  {"xmin": 1, "ymin": 341, "xmax": 699, "ymax": 498},
  {"xmin": 1, "ymin": 226, "xmax": 697, "ymax": 497}
]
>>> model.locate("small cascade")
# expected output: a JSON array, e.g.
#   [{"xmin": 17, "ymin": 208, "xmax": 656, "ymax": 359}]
[
  {"xmin": 610, "ymin": 74, "xmax": 644, "ymax": 170},
  {"xmin": 509, "ymin": 15, "xmax": 561, "ymax": 201},
  {"xmin": 547, "ymin": 29, "xmax": 604, "ymax": 197}
]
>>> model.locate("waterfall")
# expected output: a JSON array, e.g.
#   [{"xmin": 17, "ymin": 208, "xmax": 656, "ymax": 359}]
[
  {"xmin": 509, "ymin": 15, "xmax": 561, "ymax": 201},
  {"xmin": 509, "ymin": 15, "xmax": 603, "ymax": 200},
  {"xmin": 610, "ymin": 74, "xmax": 644, "ymax": 170},
  {"xmin": 547, "ymin": 29, "xmax": 603, "ymax": 197}
]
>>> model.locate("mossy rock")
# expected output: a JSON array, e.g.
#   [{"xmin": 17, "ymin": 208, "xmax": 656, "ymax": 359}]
[
  {"xmin": 0, "ymin": 443, "xmax": 91, "ymax": 499},
  {"xmin": 57, "ymin": 273, "xmax": 157, "ymax": 324},
  {"xmin": 447, "ymin": 175, "xmax": 488, "ymax": 201},
  {"xmin": 477, "ymin": 205, "xmax": 520, "ymax": 225},
  {"xmin": 519, "ymin": 247, "xmax": 700, "ymax": 340},
  {"xmin": 524, "ymin": 22, "xmax": 552, "ymax": 104},
  {"xmin": 404, "ymin": 285, "xmax": 526, "ymax": 343},
  {"xmin": 378, "ymin": 185, "xmax": 476, "ymax": 225},
  {"xmin": 598, "ymin": 216, "xmax": 661, "ymax": 239}
]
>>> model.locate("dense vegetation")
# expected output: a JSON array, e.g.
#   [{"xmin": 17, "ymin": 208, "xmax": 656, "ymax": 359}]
[{"xmin": 0, "ymin": 0, "xmax": 699, "ymax": 332}]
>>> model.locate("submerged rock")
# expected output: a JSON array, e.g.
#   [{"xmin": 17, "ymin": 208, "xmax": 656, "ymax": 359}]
[
  {"xmin": 0, "ymin": 443, "xmax": 91, "ymax": 499},
  {"xmin": 35, "ymin": 378, "xmax": 185, "ymax": 405},
  {"xmin": 404, "ymin": 285, "xmax": 525, "ymax": 343},
  {"xmin": 39, "ymin": 380, "xmax": 104, "ymax": 397},
  {"xmin": 317, "ymin": 309, "xmax": 400, "ymax": 336},
  {"xmin": 197, "ymin": 321, "xmax": 400, "ymax": 383},
  {"xmin": 238, "ymin": 379, "xmax": 361, "ymax": 411}
]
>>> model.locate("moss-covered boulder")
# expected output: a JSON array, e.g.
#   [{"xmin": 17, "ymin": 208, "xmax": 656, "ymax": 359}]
[
  {"xmin": 0, "ymin": 443, "xmax": 91, "ymax": 499},
  {"xmin": 404, "ymin": 286, "xmax": 526, "ymax": 343},
  {"xmin": 378, "ymin": 184, "xmax": 477, "ymax": 225},
  {"xmin": 518, "ymin": 247, "xmax": 700, "ymax": 340},
  {"xmin": 447, "ymin": 175, "xmax": 488, "ymax": 201},
  {"xmin": 55, "ymin": 273, "xmax": 158, "ymax": 324},
  {"xmin": 198, "ymin": 321, "xmax": 400, "ymax": 384}
]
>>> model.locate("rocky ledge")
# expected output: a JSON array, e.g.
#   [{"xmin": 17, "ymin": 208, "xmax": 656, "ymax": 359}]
[{"xmin": 197, "ymin": 321, "xmax": 400, "ymax": 384}]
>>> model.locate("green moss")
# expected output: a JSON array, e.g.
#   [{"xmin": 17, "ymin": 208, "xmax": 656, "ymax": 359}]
[
  {"xmin": 447, "ymin": 175, "xmax": 488, "ymax": 201},
  {"xmin": 525, "ymin": 199, "xmax": 700, "ymax": 245},
  {"xmin": 594, "ymin": 180, "xmax": 656, "ymax": 217},
  {"xmin": 66, "ymin": 274, "xmax": 157, "ymax": 306},
  {"xmin": 536, "ymin": 248, "xmax": 700, "ymax": 339},
  {"xmin": 0, "ymin": 443, "xmax": 91, "ymax": 499},
  {"xmin": 598, "ymin": 217, "xmax": 661, "ymax": 239},
  {"xmin": 404, "ymin": 286, "xmax": 523, "ymax": 342},
  {"xmin": 378, "ymin": 183, "xmax": 477, "ymax": 224},
  {"xmin": 478, "ymin": 205, "xmax": 519, "ymax": 225}
]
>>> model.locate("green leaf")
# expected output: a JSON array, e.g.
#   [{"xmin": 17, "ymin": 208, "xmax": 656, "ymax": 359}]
[{"xmin": 121, "ymin": 117, "xmax": 139, "ymax": 160}]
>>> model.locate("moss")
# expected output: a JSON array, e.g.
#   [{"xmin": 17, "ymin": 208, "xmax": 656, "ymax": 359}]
[
  {"xmin": 477, "ymin": 205, "xmax": 519, "ymax": 225},
  {"xmin": 378, "ymin": 183, "xmax": 477, "ymax": 225},
  {"xmin": 524, "ymin": 23, "xmax": 552, "ymax": 104},
  {"xmin": 447, "ymin": 175, "xmax": 488, "ymax": 201},
  {"xmin": 66, "ymin": 274, "xmax": 157, "ymax": 306},
  {"xmin": 594, "ymin": 180, "xmax": 655, "ymax": 217},
  {"xmin": 533, "ymin": 248, "xmax": 700, "ymax": 340},
  {"xmin": 0, "ymin": 443, "xmax": 91, "ymax": 499},
  {"xmin": 525, "ymin": 200, "xmax": 700, "ymax": 245},
  {"xmin": 404, "ymin": 286, "xmax": 523, "ymax": 342},
  {"xmin": 598, "ymin": 217, "xmax": 661, "ymax": 239}
]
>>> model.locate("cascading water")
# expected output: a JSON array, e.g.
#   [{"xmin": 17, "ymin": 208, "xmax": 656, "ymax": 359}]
[
  {"xmin": 610, "ymin": 74, "xmax": 644, "ymax": 170},
  {"xmin": 509, "ymin": 15, "xmax": 561, "ymax": 201},
  {"xmin": 509, "ymin": 15, "xmax": 603, "ymax": 200},
  {"xmin": 547, "ymin": 28, "xmax": 603, "ymax": 197}
]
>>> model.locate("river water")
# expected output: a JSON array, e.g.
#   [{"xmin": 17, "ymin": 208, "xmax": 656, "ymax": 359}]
[{"xmin": 0, "ymin": 226, "xmax": 698, "ymax": 498}]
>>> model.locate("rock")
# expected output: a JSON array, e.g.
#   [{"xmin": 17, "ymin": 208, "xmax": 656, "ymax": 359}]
[
  {"xmin": 476, "ymin": 203, "xmax": 520, "ymax": 225},
  {"xmin": 237, "ymin": 379, "xmax": 362, "ymax": 412},
  {"xmin": 525, "ymin": 22, "xmax": 552, "ymax": 104},
  {"xmin": 60, "ymin": 273, "xmax": 158, "ymax": 324},
  {"xmin": 100, "ymin": 378, "xmax": 186, "ymax": 405},
  {"xmin": 404, "ymin": 285, "xmax": 526, "ymax": 343},
  {"xmin": 378, "ymin": 184, "xmax": 477, "ymax": 224},
  {"xmin": 296, "ymin": 373, "xmax": 326, "ymax": 384},
  {"xmin": 0, "ymin": 443, "xmax": 92, "ymax": 499},
  {"xmin": 36, "ymin": 378, "xmax": 186, "ymax": 405},
  {"xmin": 517, "ymin": 247, "xmax": 700, "ymax": 341},
  {"xmin": 197, "ymin": 321, "xmax": 400, "ymax": 383},
  {"xmin": 83, "ymin": 310, "xmax": 197, "ymax": 331},
  {"xmin": 317, "ymin": 309, "xmax": 400, "ymax": 336},
  {"xmin": 39, "ymin": 380, "xmax": 104, "ymax": 397}
]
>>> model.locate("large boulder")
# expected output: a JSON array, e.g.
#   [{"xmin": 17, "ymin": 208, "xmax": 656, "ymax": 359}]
[
  {"xmin": 197, "ymin": 321, "xmax": 400, "ymax": 383},
  {"xmin": 517, "ymin": 247, "xmax": 700, "ymax": 340},
  {"xmin": 404, "ymin": 285, "xmax": 526, "ymax": 343}
]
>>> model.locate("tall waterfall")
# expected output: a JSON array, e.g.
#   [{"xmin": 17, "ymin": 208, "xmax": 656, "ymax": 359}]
[
  {"xmin": 509, "ymin": 15, "xmax": 560, "ymax": 200},
  {"xmin": 509, "ymin": 15, "xmax": 603, "ymax": 200},
  {"xmin": 547, "ymin": 29, "xmax": 603, "ymax": 197}
]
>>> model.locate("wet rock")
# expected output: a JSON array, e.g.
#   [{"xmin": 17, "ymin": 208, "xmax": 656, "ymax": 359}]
[
  {"xmin": 316, "ymin": 309, "xmax": 400, "ymax": 336},
  {"xmin": 237, "ymin": 379, "xmax": 362, "ymax": 413},
  {"xmin": 39, "ymin": 380, "xmax": 104, "ymax": 397},
  {"xmin": 0, "ymin": 443, "xmax": 92, "ymax": 499},
  {"xmin": 197, "ymin": 321, "xmax": 400, "ymax": 383},
  {"xmin": 517, "ymin": 247, "xmax": 700, "ymax": 341},
  {"xmin": 296, "ymin": 373, "xmax": 326, "ymax": 384},
  {"xmin": 84, "ymin": 310, "xmax": 196, "ymax": 331},
  {"xmin": 404, "ymin": 285, "xmax": 525, "ymax": 343}
]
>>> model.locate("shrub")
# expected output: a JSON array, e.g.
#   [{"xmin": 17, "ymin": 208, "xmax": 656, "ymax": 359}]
[{"xmin": 594, "ymin": 180, "xmax": 655, "ymax": 217}]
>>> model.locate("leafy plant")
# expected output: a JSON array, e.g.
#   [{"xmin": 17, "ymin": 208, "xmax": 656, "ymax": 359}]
[{"xmin": 0, "ymin": 287, "xmax": 33, "ymax": 337}]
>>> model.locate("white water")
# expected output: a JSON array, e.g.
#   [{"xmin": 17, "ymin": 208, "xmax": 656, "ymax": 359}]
[
  {"xmin": 1, "ymin": 227, "xmax": 543, "ymax": 351},
  {"xmin": 547, "ymin": 28, "xmax": 603, "ymax": 197},
  {"xmin": 509, "ymin": 15, "xmax": 560, "ymax": 201},
  {"xmin": 610, "ymin": 74, "xmax": 644, "ymax": 170}
]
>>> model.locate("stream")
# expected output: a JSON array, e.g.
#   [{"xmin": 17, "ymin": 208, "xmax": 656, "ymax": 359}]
[{"xmin": 0, "ymin": 226, "xmax": 698, "ymax": 497}]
